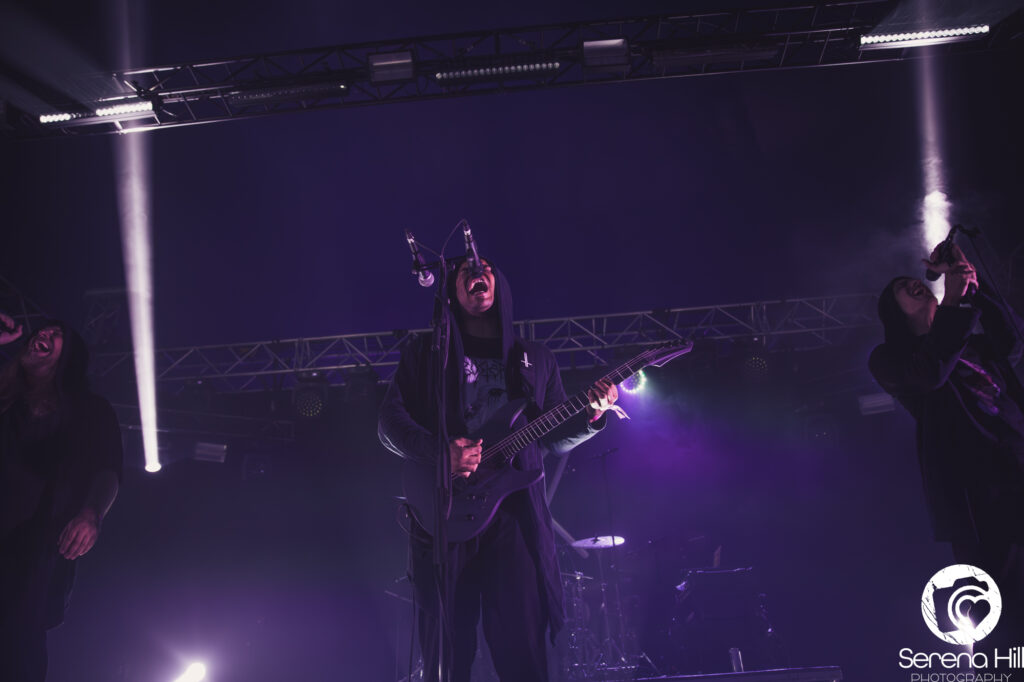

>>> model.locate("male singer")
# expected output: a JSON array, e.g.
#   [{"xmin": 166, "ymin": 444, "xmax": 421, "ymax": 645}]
[{"xmin": 379, "ymin": 254, "xmax": 617, "ymax": 681}]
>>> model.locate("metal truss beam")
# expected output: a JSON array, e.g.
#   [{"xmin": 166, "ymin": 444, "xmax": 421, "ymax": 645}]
[
  {"xmin": 90, "ymin": 294, "xmax": 879, "ymax": 394},
  {"xmin": 9, "ymin": 0, "xmax": 991, "ymax": 138}
]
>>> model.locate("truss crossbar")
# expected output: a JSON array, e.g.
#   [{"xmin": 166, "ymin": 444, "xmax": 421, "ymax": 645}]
[
  {"xmin": 90, "ymin": 294, "xmax": 879, "ymax": 393},
  {"xmin": 8, "ymin": 1, "xmax": 942, "ymax": 138}
]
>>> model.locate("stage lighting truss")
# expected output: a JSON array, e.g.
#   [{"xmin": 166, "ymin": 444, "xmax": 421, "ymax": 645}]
[
  {"xmin": 859, "ymin": 24, "xmax": 990, "ymax": 50},
  {"xmin": 12, "ymin": 0, "xmax": 987, "ymax": 138},
  {"xmin": 90, "ymin": 294, "xmax": 879, "ymax": 395}
]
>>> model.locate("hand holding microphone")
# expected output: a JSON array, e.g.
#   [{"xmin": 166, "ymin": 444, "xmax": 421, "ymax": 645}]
[{"xmin": 923, "ymin": 242, "xmax": 977, "ymax": 306}]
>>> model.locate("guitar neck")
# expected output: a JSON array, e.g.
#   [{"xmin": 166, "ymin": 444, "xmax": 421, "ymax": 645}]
[{"xmin": 485, "ymin": 354, "xmax": 648, "ymax": 462}]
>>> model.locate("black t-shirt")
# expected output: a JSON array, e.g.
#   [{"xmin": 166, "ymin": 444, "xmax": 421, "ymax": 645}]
[
  {"xmin": 461, "ymin": 334, "xmax": 506, "ymax": 434},
  {"xmin": 0, "ymin": 392, "xmax": 124, "ymax": 541}
]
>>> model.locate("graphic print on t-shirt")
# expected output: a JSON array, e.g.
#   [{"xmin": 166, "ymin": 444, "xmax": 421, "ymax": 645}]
[{"xmin": 463, "ymin": 356, "xmax": 508, "ymax": 433}]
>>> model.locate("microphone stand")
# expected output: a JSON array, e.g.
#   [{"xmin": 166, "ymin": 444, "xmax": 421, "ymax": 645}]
[
  {"xmin": 430, "ymin": 256, "xmax": 453, "ymax": 682},
  {"xmin": 408, "ymin": 226, "xmax": 461, "ymax": 682}
]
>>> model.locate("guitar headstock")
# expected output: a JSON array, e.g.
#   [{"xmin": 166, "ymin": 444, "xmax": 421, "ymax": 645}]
[{"xmin": 642, "ymin": 338, "xmax": 694, "ymax": 368}]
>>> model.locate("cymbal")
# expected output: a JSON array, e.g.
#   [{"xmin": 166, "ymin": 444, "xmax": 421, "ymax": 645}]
[
  {"xmin": 560, "ymin": 571, "xmax": 594, "ymax": 581},
  {"xmin": 571, "ymin": 535, "xmax": 625, "ymax": 549}
]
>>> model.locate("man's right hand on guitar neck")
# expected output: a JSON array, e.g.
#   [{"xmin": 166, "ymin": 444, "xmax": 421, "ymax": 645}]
[{"xmin": 450, "ymin": 437, "xmax": 483, "ymax": 478}]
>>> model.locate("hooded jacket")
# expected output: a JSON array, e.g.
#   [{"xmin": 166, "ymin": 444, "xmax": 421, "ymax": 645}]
[
  {"xmin": 378, "ymin": 258, "xmax": 604, "ymax": 637},
  {"xmin": 868, "ymin": 283, "xmax": 1024, "ymax": 543}
]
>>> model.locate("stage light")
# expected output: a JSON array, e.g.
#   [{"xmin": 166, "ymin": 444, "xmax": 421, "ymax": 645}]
[
  {"xmin": 860, "ymin": 25, "xmax": 989, "ymax": 50},
  {"xmin": 582, "ymin": 38, "xmax": 629, "ymax": 69},
  {"xmin": 293, "ymin": 371, "xmax": 328, "ymax": 419},
  {"xmin": 227, "ymin": 80, "xmax": 347, "ymax": 106},
  {"xmin": 193, "ymin": 441, "xmax": 228, "ymax": 463},
  {"xmin": 435, "ymin": 61, "xmax": 559, "ymax": 81},
  {"xmin": 114, "ymin": 133, "xmax": 160, "ymax": 473},
  {"xmin": 620, "ymin": 369, "xmax": 647, "ymax": 395},
  {"xmin": 39, "ymin": 112, "xmax": 73, "ymax": 123},
  {"xmin": 173, "ymin": 662, "xmax": 206, "ymax": 682},
  {"xmin": 95, "ymin": 99, "xmax": 154, "ymax": 117},
  {"xmin": 742, "ymin": 354, "xmax": 769, "ymax": 382},
  {"xmin": 370, "ymin": 51, "xmax": 414, "ymax": 82}
]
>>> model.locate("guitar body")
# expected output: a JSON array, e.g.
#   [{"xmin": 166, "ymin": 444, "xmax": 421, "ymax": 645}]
[
  {"xmin": 402, "ymin": 398, "xmax": 545, "ymax": 543},
  {"xmin": 398, "ymin": 338, "xmax": 693, "ymax": 542}
]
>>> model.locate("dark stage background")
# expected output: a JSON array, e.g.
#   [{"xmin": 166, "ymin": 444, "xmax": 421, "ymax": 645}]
[{"xmin": 1, "ymin": 1, "xmax": 1023, "ymax": 680}]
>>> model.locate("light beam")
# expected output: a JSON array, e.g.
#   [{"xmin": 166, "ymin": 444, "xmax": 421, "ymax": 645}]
[
  {"xmin": 917, "ymin": 47, "xmax": 949, "ymax": 302},
  {"xmin": 114, "ymin": 131, "xmax": 159, "ymax": 472}
]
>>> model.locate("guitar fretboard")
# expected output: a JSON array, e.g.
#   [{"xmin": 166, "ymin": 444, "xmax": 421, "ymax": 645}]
[{"xmin": 476, "ymin": 349, "xmax": 656, "ymax": 469}]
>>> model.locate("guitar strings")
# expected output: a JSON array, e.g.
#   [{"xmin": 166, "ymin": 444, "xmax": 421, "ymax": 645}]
[{"xmin": 450, "ymin": 345, "xmax": 666, "ymax": 479}]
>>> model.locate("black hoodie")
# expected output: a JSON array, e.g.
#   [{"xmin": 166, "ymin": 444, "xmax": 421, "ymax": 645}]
[
  {"xmin": 378, "ymin": 257, "xmax": 605, "ymax": 638},
  {"xmin": 869, "ymin": 282, "xmax": 1024, "ymax": 543}
]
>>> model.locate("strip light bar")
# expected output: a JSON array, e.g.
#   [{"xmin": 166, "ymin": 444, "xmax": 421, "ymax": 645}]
[
  {"xmin": 436, "ymin": 61, "xmax": 560, "ymax": 81},
  {"xmin": 96, "ymin": 100, "xmax": 154, "ymax": 117},
  {"xmin": 860, "ymin": 24, "xmax": 989, "ymax": 49},
  {"xmin": 228, "ymin": 82, "xmax": 347, "ymax": 104},
  {"xmin": 39, "ymin": 102, "xmax": 153, "ymax": 125},
  {"xmin": 39, "ymin": 112, "xmax": 77, "ymax": 124}
]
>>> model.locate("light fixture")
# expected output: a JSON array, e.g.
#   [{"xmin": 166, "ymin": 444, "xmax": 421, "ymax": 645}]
[
  {"xmin": 228, "ymin": 81, "xmax": 347, "ymax": 106},
  {"xmin": 370, "ymin": 51, "xmax": 414, "ymax": 82},
  {"xmin": 620, "ymin": 369, "xmax": 647, "ymax": 395},
  {"xmin": 434, "ymin": 61, "xmax": 560, "ymax": 81},
  {"xmin": 96, "ymin": 100, "xmax": 154, "ymax": 117},
  {"xmin": 293, "ymin": 371, "xmax": 328, "ymax": 419},
  {"xmin": 859, "ymin": 25, "xmax": 989, "ymax": 50},
  {"xmin": 582, "ymin": 38, "xmax": 629, "ymax": 69},
  {"xmin": 193, "ymin": 441, "xmax": 228, "ymax": 463}
]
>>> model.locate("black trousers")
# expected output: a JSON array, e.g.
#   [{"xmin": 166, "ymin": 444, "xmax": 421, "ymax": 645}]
[{"xmin": 410, "ymin": 506, "xmax": 549, "ymax": 682}]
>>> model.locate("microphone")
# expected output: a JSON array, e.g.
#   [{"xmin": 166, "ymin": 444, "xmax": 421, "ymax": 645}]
[
  {"xmin": 924, "ymin": 224, "xmax": 978, "ymax": 298},
  {"xmin": 463, "ymin": 221, "xmax": 484, "ymax": 278},
  {"xmin": 405, "ymin": 230, "xmax": 435, "ymax": 287}
]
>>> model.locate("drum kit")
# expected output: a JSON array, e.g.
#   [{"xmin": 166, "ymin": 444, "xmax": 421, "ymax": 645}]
[
  {"xmin": 560, "ymin": 534, "xmax": 651, "ymax": 681},
  {"xmin": 557, "ymin": 533, "xmax": 780, "ymax": 681}
]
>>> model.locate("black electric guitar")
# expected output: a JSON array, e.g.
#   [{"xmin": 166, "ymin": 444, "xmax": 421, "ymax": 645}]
[{"xmin": 403, "ymin": 338, "xmax": 693, "ymax": 542}]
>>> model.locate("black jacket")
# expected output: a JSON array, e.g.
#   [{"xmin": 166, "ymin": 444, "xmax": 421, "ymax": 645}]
[
  {"xmin": 869, "ymin": 283, "xmax": 1024, "ymax": 542},
  {"xmin": 378, "ymin": 259, "xmax": 604, "ymax": 636}
]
